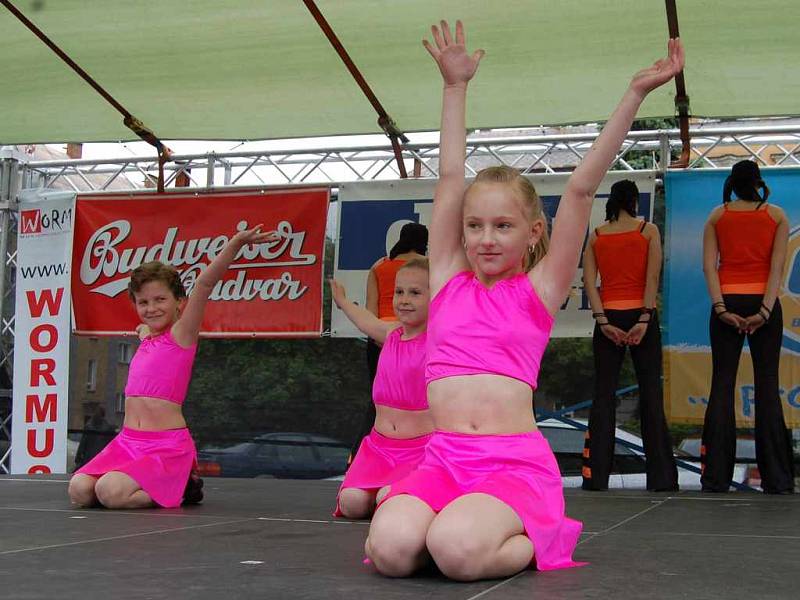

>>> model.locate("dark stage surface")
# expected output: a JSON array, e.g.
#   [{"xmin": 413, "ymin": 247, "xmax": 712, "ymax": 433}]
[{"xmin": 1, "ymin": 476, "xmax": 798, "ymax": 599}]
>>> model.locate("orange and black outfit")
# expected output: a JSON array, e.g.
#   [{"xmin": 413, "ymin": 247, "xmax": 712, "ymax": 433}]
[
  {"xmin": 582, "ymin": 222, "xmax": 678, "ymax": 491},
  {"xmin": 702, "ymin": 204, "xmax": 794, "ymax": 493}
]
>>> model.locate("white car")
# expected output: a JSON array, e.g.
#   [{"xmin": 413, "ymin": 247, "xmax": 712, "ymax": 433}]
[{"xmin": 538, "ymin": 418, "xmax": 754, "ymax": 491}]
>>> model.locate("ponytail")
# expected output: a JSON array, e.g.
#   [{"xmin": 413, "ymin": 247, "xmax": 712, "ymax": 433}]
[
  {"xmin": 722, "ymin": 176, "xmax": 734, "ymax": 203},
  {"xmin": 725, "ymin": 160, "xmax": 770, "ymax": 204},
  {"xmin": 606, "ymin": 180, "xmax": 639, "ymax": 222}
]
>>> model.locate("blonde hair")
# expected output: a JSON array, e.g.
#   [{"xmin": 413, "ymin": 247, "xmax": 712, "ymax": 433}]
[
  {"xmin": 398, "ymin": 257, "xmax": 430, "ymax": 273},
  {"xmin": 468, "ymin": 166, "xmax": 550, "ymax": 271}
]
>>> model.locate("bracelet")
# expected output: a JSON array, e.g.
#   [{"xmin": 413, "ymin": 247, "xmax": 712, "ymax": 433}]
[
  {"xmin": 592, "ymin": 312, "xmax": 607, "ymax": 320},
  {"xmin": 760, "ymin": 303, "xmax": 772, "ymax": 318},
  {"xmin": 640, "ymin": 307, "xmax": 654, "ymax": 314},
  {"xmin": 758, "ymin": 309, "xmax": 770, "ymax": 322},
  {"xmin": 636, "ymin": 319, "xmax": 651, "ymax": 324}
]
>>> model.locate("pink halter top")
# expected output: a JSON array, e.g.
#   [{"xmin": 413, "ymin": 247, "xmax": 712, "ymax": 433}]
[
  {"xmin": 372, "ymin": 328, "xmax": 429, "ymax": 411},
  {"xmin": 124, "ymin": 330, "xmax": 197, "ymax": 405},
  {"xmin": 426, "ymin": 271, "xmax": 554, "ymax": 390}
]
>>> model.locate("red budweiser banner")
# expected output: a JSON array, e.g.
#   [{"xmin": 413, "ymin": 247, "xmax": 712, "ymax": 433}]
[{"xmin": 71, "ymin": 188, "xmax": 329, "ymax": 338}]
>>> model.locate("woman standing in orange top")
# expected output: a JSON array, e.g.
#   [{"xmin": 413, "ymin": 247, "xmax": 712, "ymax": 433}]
[
  {"xmin": 582, "ymin": 180, "xmax": 678, "ymax": 491},
  {"xmin": 350, "ymin": 223, "xmax": 428, "ymax": 457},
  {"xmin": 701, "ymin": 160, "xmax": 794, "ymax": 494}
]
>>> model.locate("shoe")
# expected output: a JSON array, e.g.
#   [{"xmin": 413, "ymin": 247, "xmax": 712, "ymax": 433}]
[
  {"xmin": 581, "ymin": 482, "xmax": 608, "ymax": 492},
  {"xmin": 701, "ymin": 486, "xmax": 728, "ymax": 493},
  {"xmin": 649, "ymin": 485, "xmax": 679, "ymax": 493},
  {"xmin": 182, "ymin": 471, "xmax": 204, "ymax": 505}
]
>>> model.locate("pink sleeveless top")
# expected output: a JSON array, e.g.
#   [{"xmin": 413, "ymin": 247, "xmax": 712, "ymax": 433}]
[
  {"xmin": 426, "ymin": 271, "xmax": 554, "ymax": 390},
  {"xmin": 124, "ymin": 330, "xmax": 198, "ymax": 405},
  {"xmin": 372, "ymin": 328, "xmax": 428, "ymax": 411}
]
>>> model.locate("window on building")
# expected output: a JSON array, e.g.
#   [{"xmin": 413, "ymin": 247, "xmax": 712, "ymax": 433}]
[
  {"xmin": 116, "ymin": 392, "xmax": 125, "ymax": 414},
  {"xmin": 87, "ymin": 359, "xmax": 97, "ymax": 392},
  {"xmin": 119, "ymin": 343, "xmax": 133, "ymax": 364}
]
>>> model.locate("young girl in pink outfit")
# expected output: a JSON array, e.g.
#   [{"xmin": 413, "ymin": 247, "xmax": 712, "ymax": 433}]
[
  {"xmin": 365, "ymin": 21, "xmax": 684, "ymax": 580},
  {"xmin": 68, "ymin": 225, "xmax": 276, "ymax": 509},
  {"xmin": 330, "ymin": 259, "xmax": 434, "ymax": 519}
]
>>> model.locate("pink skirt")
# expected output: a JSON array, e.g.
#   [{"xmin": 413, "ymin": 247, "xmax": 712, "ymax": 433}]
[
  {"xmin": 334, "ymin": 428, "xmax": 432, "ymax": 517},
  {"xmin": 75, "ymin": 426, "xmax": 197, "ymax": 508},
  {"xmin": 379, "ymin": 429, "xmax": 584, "ymax": 571}
]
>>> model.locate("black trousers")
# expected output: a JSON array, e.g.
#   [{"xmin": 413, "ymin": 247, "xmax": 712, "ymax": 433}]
[
  {"xmin": 583, "ymin": 309, "xmax": 678, "ymax": 491},
  {"xmin": 349, "ymin": 339, "xmax": 381, "ymax": 460},
  {"xmin": 701, "ymin": 296, "xmax": 795, "ymax": 493}
]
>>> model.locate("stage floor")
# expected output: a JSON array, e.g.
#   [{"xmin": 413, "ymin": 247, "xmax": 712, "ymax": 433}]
[{"xmin": 1, "ymin": 476, "xmax": 798, "ymax": 599}]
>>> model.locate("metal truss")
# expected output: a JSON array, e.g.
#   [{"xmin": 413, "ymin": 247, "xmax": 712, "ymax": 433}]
[
  {"xmin": 2, "ymin": 121, "xmax": 800, "ymax": 473},
  {"xmin": 20, "ymin": 124, "xmax": 800, "ymax": 193},
  {"xmin": 0, "ymin": 153, "xmax": 21, "ymax": 474}
]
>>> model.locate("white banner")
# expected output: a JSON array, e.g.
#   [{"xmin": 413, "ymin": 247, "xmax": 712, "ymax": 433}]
[
  {"xmin": 11, "ymin": 190, "xmax": 75, "ymax": 474},
  {"xmin": 333, "ymin": 172, "xmax": 656, "ymax": 338}
]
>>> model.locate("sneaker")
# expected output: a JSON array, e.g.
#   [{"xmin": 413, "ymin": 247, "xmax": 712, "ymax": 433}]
[{"xmin": 182, "ymin": 471, "xmax": 204, "ymax": 505}]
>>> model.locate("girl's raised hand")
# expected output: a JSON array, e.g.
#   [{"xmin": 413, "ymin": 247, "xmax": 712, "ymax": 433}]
[
  {"xmin": 232, "ymin": 224, "xmax": 279, "ymax": 248},
  {"xmin": 423, "ymin": 20, "xmax": 484, "ymax": 87},
  {"xmin": 629, "ymin": 38, "xmax": 685, "ymax": 98},
  {"xmin": 328, "ymin": 279, "xmax": 348, "ymax": 309}
]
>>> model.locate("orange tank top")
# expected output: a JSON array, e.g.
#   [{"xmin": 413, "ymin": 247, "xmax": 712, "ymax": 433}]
[
  {"xmin": 593, "ymin": 221, "xmax": 648, "ymax": 309},
  {"xmin": 374, "ymin": 258, "xmax": 406, "ymax": 320},
  {"xmin": 715, "ymin": 203, "xmax": 777, "ymax": 294}
]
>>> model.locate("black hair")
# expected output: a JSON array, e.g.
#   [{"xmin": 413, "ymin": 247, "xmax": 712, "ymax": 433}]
[
  {"xmin": 723, "ymin": 160, "xmax": 769, "ymax": 203},
  {"xmin": 605, "ymin": 180, "xmax": 639, "ymax": 222},
  {"xmin": 389, "ymin": 222, "xmax": 428, "ymax": 259}
]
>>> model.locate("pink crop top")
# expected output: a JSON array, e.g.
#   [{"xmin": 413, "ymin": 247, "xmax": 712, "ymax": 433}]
[
  {"xmin": 124, "ymin": 330, "xmax": 198, "ymax": 405},
  {"xmin": 372, "ymin": 328, "xmax": 429, "ymax": 411},
  {"xmin": 426, "ymin": 271, "xmax": 554, "ymax": 390}
]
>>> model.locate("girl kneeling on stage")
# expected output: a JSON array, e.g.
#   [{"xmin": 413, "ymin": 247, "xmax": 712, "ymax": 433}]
[
  {"xmin": 581, "ymin": 179, "xmax": 678, "ymax": 492},
  {"xmin": 67, "ymin": 225, "xmax": 276, "ymax": 509},
  {"xmin": 330, "ymin": 258, "xmax": 434, "ymax": 519},
  {"xmin": 365, "ymin": 21, "xmax": 683, "ymax": 580}
]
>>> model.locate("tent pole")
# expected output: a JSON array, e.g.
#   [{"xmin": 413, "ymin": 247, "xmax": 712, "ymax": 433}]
[
  {"xmin": 302, "ymin": 0, "xmax": 409, "ymax": 178},
  {"xmin": 665, "ymin": 0, "xmax": 690, "ymax": 168},
  {"xmin": 1, "ymin": 0, "xmax": 172, "ymax": 189}
]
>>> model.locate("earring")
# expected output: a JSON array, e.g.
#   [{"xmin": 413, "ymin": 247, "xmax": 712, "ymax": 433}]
[{"xmin": 528, "ymin": 242, "xmax": 536, "ymax": 254}]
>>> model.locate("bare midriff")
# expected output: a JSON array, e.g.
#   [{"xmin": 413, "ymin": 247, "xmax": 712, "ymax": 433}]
[
  {"xmin": 427, "ymin": 374, "xmax": 538, "ymax": 434},
  {"xmin": 123, "ymin": 397, "xmax": 187, "ymax": 430},
  {"xmin": 374, "ymin": 405, "xmax": 435, "ymax": 439}
]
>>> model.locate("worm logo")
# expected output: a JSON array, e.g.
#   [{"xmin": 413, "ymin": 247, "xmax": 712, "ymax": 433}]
[
  {"xmin": 780, "ymin": 225, "xmax": 800, "ymax": 355},
  {"xmin": 20, "ymin": 210, "xmax": 42, "ymax": 234}
]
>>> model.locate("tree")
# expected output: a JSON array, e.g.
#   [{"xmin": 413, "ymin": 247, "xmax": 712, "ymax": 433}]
[{"xmin": 184, "ymin": 236, "xmax": 372, "ymax": 448}]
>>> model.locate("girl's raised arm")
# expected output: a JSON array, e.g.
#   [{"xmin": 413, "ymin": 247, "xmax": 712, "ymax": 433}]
[
  {"xmin": 533, "ymin": 39, "xmax": 685, "ymax": 314},
  {"xmin": 172, "ymin": 225, "xmax": 278, "ymax": 347},
  {"xmin": 423, "ymin": 20, "xmax": 484, "ymax": 293},
  {"xmin": 330, "ymin": 279, "xmax": 398, "ymax": 345}
]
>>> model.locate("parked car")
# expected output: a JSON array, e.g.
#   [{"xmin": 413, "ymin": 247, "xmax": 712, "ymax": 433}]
[
  {"xmin": 538, "ymin": 418, "xmax": 656, "ymax": 489},
  {"xmin": 677, "ymin": 437, "xmax": 760, "ymax": 489},
  {"xmin": 537, "ymin": 419, "xmax": 744, "ymax": 490},
  {"xmin": 197, "ymin": 432, "xmax": 350, "ymax": 479}
]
